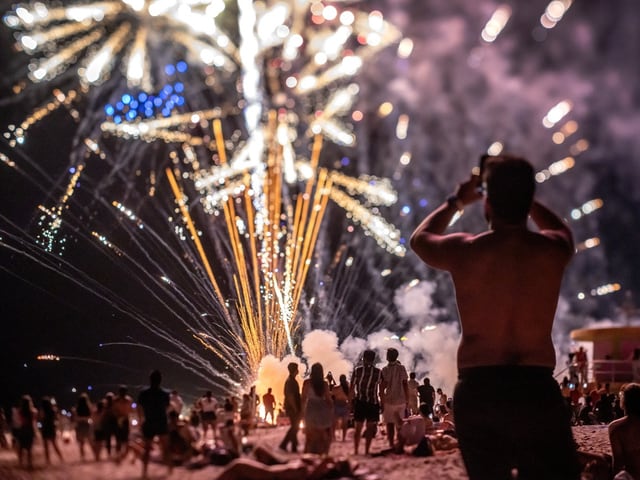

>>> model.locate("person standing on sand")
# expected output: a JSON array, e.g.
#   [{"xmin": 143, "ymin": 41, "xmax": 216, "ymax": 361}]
[
  {"xmin": 262, "ymin": 388, "xmax": 276, "ymax": 425},
  {"xmin": 301, "ymin": 362, "xmax": 334, "ymax": 454},
  {"xmin": 410, "ymin": 154, "xmax": 580, "ymax": 479},
  {"xmin": 380, "ymin": 347, "xmax": 409, "ymax": 449},
  {"xmin": 417, "ymin": 378, "xmax": 435, "ymax": 418},
  {"xmin": 279, "ymin": 362, "xmax": 302, "ymax": 453},
  {"xmin": 349, "ymin": 349, "xmax": 382, "ymax": 456},
  {"xmin": 112, "ymin": 385, "xmax": 133, "ymax": 460},
  {"xmin": 137, "ymin": 369, "xmax": 171, "ymax": 479},
  {"xmin": 39, "ymin": 396, "xmax": 64, "ymax": 464},
  {"xmin": 407, "ymin": 372, "xmax": 420, "ymax": 415},
  {"xmin": 609, "ymin": 383, "xmax": 640, "ymax": 480}
]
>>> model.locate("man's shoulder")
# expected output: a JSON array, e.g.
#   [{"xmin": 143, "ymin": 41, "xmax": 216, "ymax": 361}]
[{"xmin": 609, "ymin": 416, "xmax": 632, "ymax": 434}]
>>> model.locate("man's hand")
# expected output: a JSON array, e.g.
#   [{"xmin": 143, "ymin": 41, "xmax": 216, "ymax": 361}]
[{"xmin": 453, "ymin": 173, "xmax": 483, "ymax": 207}]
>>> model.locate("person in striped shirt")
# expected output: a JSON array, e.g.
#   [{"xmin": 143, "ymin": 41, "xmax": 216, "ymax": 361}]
[{"xmin": 349, "ymin": 350, "xmax": 382, "ymax": 455}]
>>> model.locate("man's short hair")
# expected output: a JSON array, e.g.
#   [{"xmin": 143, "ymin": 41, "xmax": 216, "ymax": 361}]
[
  {"xmin": 387, "ymin": 348, "xmax": 399, "ymax": 362},
  {"xmin": 622, "ymin": 383, "xmax": 640, "ymax": 416},
  {"xmin": 362, "ymin": 349, "xmax": 376, "ymax": 364},
  {"xmin": 287, "ymin": 362, "xmax": 298, "ymax": 374},
  {"xmin": 149, "ymin": 369, "xmax": 162, "ymax": 386},
  {"xmin": 484, "ymin": 155, "xmax": 535, "ymax": 224}
]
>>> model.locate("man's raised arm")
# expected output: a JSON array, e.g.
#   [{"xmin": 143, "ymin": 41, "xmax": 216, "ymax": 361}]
[
  {"xmin": 529, "ymin": 200, "xmax": 575, "ymax": 254},
  {"xmin": 409, "ymin": 174, "xmax": 482, "ymax": 267}
]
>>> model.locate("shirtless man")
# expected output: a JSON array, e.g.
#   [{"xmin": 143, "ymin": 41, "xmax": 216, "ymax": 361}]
[
  {"xmin": 609, "ymin": 383, "xmax": 640, "ymax": 479},
  {"xmin": 410, "ymin": 155, "xmax": 580, "ymax": 479}
]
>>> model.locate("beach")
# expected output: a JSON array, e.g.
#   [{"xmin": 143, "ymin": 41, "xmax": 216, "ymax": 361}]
[{"xmin": 0, "ymin": 425, "xmax": 611, "ymax": 480}]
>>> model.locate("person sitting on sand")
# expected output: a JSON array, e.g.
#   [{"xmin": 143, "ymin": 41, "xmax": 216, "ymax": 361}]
[
  {"xmin": 609, "ymin": 383, "xmax": 640, "ymax": 480},
  {"xmin": 216, "ymin": 444, "xmax": 357, "ymax": 480},
  {"xmin": 395, "ymin": 403, "xmax": 434, "ymax": 453},
  {"xmin": 167, "ymin": 410, "xmax": 199, "ymax": 466}
]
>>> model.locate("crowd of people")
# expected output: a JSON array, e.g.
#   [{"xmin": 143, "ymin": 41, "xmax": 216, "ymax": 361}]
[
  {"xmin": 3, "ymin": 364, "xmax": 640, "ymax": 479},
  {"xmin": 3, "ymin": 152, "xmax": 640, "ymax": 480}
]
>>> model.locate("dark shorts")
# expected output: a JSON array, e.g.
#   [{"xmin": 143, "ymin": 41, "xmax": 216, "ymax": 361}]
[
  {"xmin": 201, "ymin": 411, "xmax": 217, "ymax": 423},
  {"xmin": 454, "ymin": 365, "xmax": 581, "ymax": 480},
  {"xmin": 115, "ymin": 418, "xmax": 130, "ymax": 442},
  {"xmin": 352, "ymin": 399, "xmax": 380, "ymax": 423},
  {"xmin": 142, "ymin": 420, "xmax": 169, "ymax": 439}
]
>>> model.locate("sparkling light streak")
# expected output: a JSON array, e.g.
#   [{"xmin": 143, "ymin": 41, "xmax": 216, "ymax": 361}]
[
  {"xmin": 481, "ymin": 5, "xmax": 512, "ymax": 43},
  {"xmin": 570, "ymin": 198, "xmax": 604, "ymax": 220},
  {"xmin": 577, "ymin": 282, "xmax": 621, "ymax": 300}
]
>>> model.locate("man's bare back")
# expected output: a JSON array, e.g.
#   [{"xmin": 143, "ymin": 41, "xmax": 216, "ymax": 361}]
[
  {"xmin": 446, "ymin": 224, "xmax": 570, "ymax": 368},
  {"xmin": 609, "ymin": 384, "xmax": 640, "ymax": 479},
  {"xmin": 609, "ymin": 416, "xmax": 640, "ymax": 479},
  {"xmin": 411, "ymin": 179, "xmax": 573, "ymax": 370}
]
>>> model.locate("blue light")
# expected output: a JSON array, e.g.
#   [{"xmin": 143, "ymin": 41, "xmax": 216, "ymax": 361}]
[
  {"xmin": 165, "ymin": 100, "xmax": 174, "ymax": 110},
  {"xmin": 419, "ymin": 198, "xmax": 428, "ymax": 207},
  {"xmin": 138, "ymin": 92, "xmax": 148, "ymax": 102},
  {"xmin": 341, "ymin": 157, "xmax": 350, "ymax": 166},
  {"xmin": 401, "ymin": 205, "xmax": 411, "ymax": 215},
  {"xmin": 164, "ymin": 64, "xmax": 176, "ymax": 76},
  {"xmin": 129, "ymin": 99, "xmax": 139, "ymax": 109},
  {"xmin": 144, "ymin": 100, "xmax": 153, "ymax": 109},
  {"xmin": 69, "ymin": 167, "xmax": 76, "ymax": 174},
  {"xmin": 126, "ymin": 110, "xmax": 137, "ymax": 120},
  {"xmin": 174, "ymin": 82, "xmax": 184, "ymax": 93},
  {"xmin": 144, "ymin": 109, "xmax": 154, "ymax": 118},
  {"xmin": 104, "ymin": 104, "xmax": 115, "ymax": 116},
  {"xmin": 116, "ymin": 101, "xmax": 124, "ymax": 110},
  {"xmin": 176, "ymin": 61, "xmax": 187, "ymax": 73},
  {"xmin": 162, "ymin": 108, "xmax": 171, "ymax": 117},
  {"xmin": 162, "ymin": 84, "xmax": 173, "ymax": 96},
  {"xmin": 153, "ymin": 97, "xmax": 163, "ymax": 107},
  {"xmin": 176, "ymin": 96, "xmax": 185, "ymax": 106},
  {"xmin": 114, "ymin": 115, "xmax": 122, "ymax": 124},
  {"xmin": 121, "ymin": 93, "xmax": 132, "ymax": 104}
]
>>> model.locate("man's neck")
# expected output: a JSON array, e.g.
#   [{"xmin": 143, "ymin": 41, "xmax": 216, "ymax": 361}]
[{"xmin": 489, "ymin": 217, "xmax": 527, "ymax": 231}]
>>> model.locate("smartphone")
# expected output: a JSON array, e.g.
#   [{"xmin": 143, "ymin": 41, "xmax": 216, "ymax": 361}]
[{"xmin": 478, "ymin": 154, "xmax": 490, "ymax": 179}]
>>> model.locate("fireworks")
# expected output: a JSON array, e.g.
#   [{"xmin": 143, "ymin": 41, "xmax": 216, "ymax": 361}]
[
  {"xmin": 2, "ymin": 0, "xmax": 410, "ymax": 392},
  {"xmin": 3, "ymin": 1, "xmax": 633, "ymax": 398}
]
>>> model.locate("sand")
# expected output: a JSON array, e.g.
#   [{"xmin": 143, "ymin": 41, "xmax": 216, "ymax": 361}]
[{"xmin": 0, "ymin": 425, "xmax": 611, "ymax": 480}]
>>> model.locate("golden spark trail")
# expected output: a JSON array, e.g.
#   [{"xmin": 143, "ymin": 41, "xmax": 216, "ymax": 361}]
[{"xmin": 165, "ymin": 167, "xmax": 226, "ymax": 310}]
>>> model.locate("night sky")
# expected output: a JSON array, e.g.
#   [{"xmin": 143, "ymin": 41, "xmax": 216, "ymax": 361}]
[{"xmin": 2, "ymin": 0, "xmax": 640, "ymax": 412}]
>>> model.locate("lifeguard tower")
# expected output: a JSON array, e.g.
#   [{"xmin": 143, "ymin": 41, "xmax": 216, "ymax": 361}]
[{"xmin": 570, "ymin": 326, "xmax": 640, "ymax": 387}]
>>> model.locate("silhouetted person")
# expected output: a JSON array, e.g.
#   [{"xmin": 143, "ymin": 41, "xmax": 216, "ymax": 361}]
[
  {"xmin": 15, "ymin": 395, "xmax": 37, "ymax": 469},
  {"xmin": 417, "ymin": 378, "xmax": 435, "ymax": 417},
  {"xmin": 73, "ymin": 393, "xmax": 92, "ymax": 461},
  {"xmin": 137, "ymin": 369, "xmax": 171, "ymax": 478},
  {"xmin": 262, "ymin": 388, "xmax": 276, "ymax": 424},
  {"xmin": 39, "ymin": 396, "xmax": 64, "ymax": 464},
  {"xmin": 279, "ymin": 362, "xmax": 302, "ymax": 452},
  {"xmin": 112, "ymin": 385, "xmax": 133, "ymax": 459},
  {"xmin": 410, "ymin": 154, "xmax": 580, "ymax": 479}
]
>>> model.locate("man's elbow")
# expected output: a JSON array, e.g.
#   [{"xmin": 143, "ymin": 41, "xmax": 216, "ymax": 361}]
[{"xmin": 409, "ymin": 232, "xmax": 422, "ymax": 253}]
